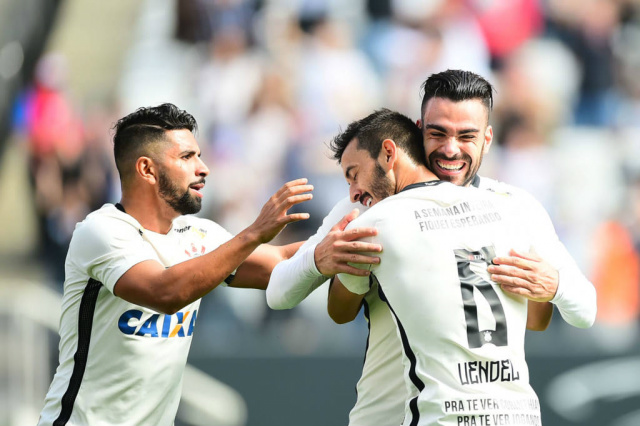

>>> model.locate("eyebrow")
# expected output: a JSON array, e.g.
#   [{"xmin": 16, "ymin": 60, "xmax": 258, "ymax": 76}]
[
  {"xmin": 178, "ymin": 149, "xmax": 199, "ymax": 157},
  {"xmin": 424, "ymin": 124, "xmax": 479, "ymax": 135},
  {"xmin": 344, "ymin": 165, "xmax": 356, "ymax": 180}
]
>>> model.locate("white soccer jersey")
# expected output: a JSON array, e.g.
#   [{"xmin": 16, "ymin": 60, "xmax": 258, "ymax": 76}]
[
  {"xmin": 471, "ymin": 176, "xmax": 596, "ymax": 328},
  {"xmin": 38, "ymin": 204, "xmax": 233, "ymax": 426},
  {"xmin": 339, "ymin": 181, "xmax": 542, "ymax": 426},
  {"xmin": 267, "ymin": 175, "xmax": 595, "ymax": 426}
]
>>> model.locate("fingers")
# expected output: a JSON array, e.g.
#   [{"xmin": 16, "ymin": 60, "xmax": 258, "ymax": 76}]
[
  {"xmin": 491, "ymin": 270, "xmax": 532, "ymax": 288},
  {"xmin": 491, "ymin": 254, "xmax": 534, "ymax": 270},
  {"xmin": 343, "ymin": 227, "xmax": 379, "ymax": 243},
  {"xmin": 335, "ymin": 253, "xmax": 381, "ymax": 266},
  {"xmin": 500, "ymin": 284, "xmax": 532, "ymax": 297},
  {"xmin": 263, "ymin": 179, "xmax": 313, "ymax": 223},
  {"xmin": 488, "ymin": 264, "xmax": 533, "ymax": 284},
  {"xmin": 332, "ymin": 209, "xmax": 361, "ymax": 232},
  {"xmin": 345, "ymin": 240, "xmax": 382, "ymax": 253},
  {"xmin": 284, "ymin": 212, "xmax": 311, "ymax": 223},
  {"xmin": 496, "ymin": 248, "xmax": 542, "ymax": 263}
]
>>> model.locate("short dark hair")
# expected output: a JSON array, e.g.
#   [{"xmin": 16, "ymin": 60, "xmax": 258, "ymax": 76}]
[
  {"xmin": 329, "ymin": 109, "xmax": 425, "ymax": 166},
  {"xmin": 420, "ymin": 69, "xmax": 494, "ymax": 120},
  {"xmin": 112, "ymin": 103, "xmax": 198, "ymax": 182}
]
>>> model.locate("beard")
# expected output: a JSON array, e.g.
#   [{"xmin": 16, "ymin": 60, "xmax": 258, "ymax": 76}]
[
  {"xmin": 368, "ymin": 162, "xmax": 395, "ymax": 203},
  {"xmin": 158, "ymin": 170, "xmax": 203, "ymax": 215}
]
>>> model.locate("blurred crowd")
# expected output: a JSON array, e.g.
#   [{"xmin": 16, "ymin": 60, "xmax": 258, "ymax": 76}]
[{"xmin": 11, "ymin": 0, "xmax": 640, "ymax": 356}]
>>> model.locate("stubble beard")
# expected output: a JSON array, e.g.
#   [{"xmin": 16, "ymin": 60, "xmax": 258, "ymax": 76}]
[{"xmin": 158, "ymin": 170, "xmax": 202, "ymax": 215}]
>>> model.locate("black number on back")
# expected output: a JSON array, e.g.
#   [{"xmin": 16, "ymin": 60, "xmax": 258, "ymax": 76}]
[{"xmin": 454, "ymin": 247, "xmax": 508, "ymax": 348}]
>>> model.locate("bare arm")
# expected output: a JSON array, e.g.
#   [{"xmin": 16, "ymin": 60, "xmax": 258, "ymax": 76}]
[
  {"xmin": 526, "ymin": 300, "xmax": 553, "ymax": 331},
  {"xmin": 114, "ymin": 179, "xmax": 313, "ymax": 314},
  {"xmin": 228, "ymin": 241, "xmax": 304, "ymax": 290},
  {"xmin": 328, "ymin": 276, "xmax": 365, "ymax": 324}
]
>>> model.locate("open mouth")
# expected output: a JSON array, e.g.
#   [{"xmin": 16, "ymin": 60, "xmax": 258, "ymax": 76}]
[
  {"xmin": 189, "ymin": 183, "xmax": 205, "ymax": 197},
  {"xmin": 435, "ymin": 159, "xmax": 465, "ymax": 174},
  {"xmin": 361, "ymin": 194, "xmax": 373, "ymax": 208}
]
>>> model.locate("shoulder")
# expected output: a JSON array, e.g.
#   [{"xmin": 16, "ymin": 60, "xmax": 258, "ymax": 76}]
[
  {"xmin": 326, "ymin": 196, "xmax": 366, "ymax": 220},
  {"xmin": 73, "ymin": 204, "xmax": 142, "ymax": 241},
  {"xmin": 476, "ymin": 176, "xmax": 544, "ymax": 208},
  {"xmin": 67, "ymin": 205, "xmax": 149, "ymax": 267},
  {"xmin": 173, "ymin": 215, "xmax": 233, "ymax": 242}
]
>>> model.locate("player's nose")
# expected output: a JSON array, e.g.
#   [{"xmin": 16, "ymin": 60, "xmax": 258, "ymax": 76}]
[
  {"xmin": 349, "ymin": 186, "xmax": 362, "ymax": 204},
  {"xmin": 441, "ymin": 137, "xmax": 461, "ymax": 156},
  {"xmin": 196, "ymin": 156, "xmax": 209, "ymax": 177}
]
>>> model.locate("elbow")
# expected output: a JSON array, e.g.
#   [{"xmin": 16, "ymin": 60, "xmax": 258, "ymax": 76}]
[
  {"xmin": 266, "ymin": 287, "xmax": 287, "ymax": 310},
  {"xmin": 154, "ymin": 298, "xmax": 183, "ymax": 316},
  {"xmin": 527, "ymin": 321, "xmax": 551, "ymax": 332},
  {"xmin": 571, "ymin": 287, "xmax": 598, "ymax": 329},
  {"xmin": 329, "ymin": 313, "xmax": 354, "ymax": 325},
  {"xmin": 573, "ymin": 313, "xmax": 596, "ymax": 329},
  {"xmin": 152, "ymin": 287, "xmax": 189, "ymax": 315},
  {"xmin": 328, "ymin": 307, "xmax": 357, "ymax": 324}
]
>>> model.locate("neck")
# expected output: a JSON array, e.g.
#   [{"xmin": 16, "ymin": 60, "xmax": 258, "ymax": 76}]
[
  {"xmin": 119, "ymin": 191, "xmax": 178, "ymax": 234},
  {"xmin": 396, "ymin": 164, "xmax": 438, "ymax": 193}
]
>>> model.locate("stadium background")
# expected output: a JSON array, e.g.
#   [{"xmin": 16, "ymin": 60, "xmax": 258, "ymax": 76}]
[{"xmin": 1, "ymin": 0, "xmax": 639, "ymax": 425}]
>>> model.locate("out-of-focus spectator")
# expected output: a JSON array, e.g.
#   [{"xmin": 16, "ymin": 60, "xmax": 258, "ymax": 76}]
[
  {"xmin": 13, "ymin": 53, "xmax": 117, "ymax": 285},
  {"xmin": 20, "ymin": 53, "xmax": 85, "ymax": 283},
  {"xmin": 470, "ymin": 0, "xmax": 544, "ymax": 66},
  {"xmin": 547, "ymin": 0, "xmax": 622, "ymax": 126},
  {"xmin": 380, "ymin": 0, "xmax": 493, "ymax": 116}
]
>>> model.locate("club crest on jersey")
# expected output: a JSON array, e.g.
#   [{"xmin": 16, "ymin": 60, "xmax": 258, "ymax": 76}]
[
  {"xmin": 185, "ymin": 242, "xmax": 206, "ymax": 257},
  {"xmin": 118, "ymin": 309, "xmax": 198, "ymax": 338}
]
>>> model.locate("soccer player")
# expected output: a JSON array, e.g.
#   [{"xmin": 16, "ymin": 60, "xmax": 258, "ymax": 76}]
[
  {"xmin": 37, "ymin": 103, "xmax": 313, "ymax": 426},
  {"xmin": 332, "ymin": 108, "xmax": 544, "ymax": 426},
  {"xmin": 266, "ymin": 70, "xmax": 596, "ymax": 426}
]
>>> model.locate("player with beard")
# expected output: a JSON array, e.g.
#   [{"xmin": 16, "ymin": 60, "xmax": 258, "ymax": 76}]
[
  {"xmin": 37, "ymin": 103, "xmax": 313, "ymax": 426},
  {"xmin": 266, "ymin": 70, "xmax": 596, "ymax": 426},
  {"xmin": 333, "ymin": 108, "xmax": 543, "ymax": 426}
]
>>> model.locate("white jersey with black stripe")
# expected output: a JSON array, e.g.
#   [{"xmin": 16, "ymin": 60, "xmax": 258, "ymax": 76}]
[
  {"xmin": 340, "ymin": 181, "xmax": 542, "ymax": 426},
  {"xmin": 37, "ymin": 204, "xmax": 233, "ymax": 426}
]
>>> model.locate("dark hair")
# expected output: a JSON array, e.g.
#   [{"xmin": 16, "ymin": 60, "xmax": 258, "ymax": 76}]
[
  {"xmin": 420, "ymin": 69, "xmax": 494, "ymax": 120},
  {"xmin": 112, "ymin": 103, "xmax": 198, "ymax": 182},
  {"xmin": 329, "ymin": 109, "xmax": 425, "ymax": 166}
]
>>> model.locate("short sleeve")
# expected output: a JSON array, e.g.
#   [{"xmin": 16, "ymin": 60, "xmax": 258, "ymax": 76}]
[
  {"xmin": 337, "ymin": 272, "xmax": 371, "ymax": 295},
  {"xmin": 68, "ymin": 216, "xmax": 160, "ymax": 294}
]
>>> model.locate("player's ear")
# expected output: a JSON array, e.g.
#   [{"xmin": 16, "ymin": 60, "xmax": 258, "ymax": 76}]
[
  {"xmin": 483, "ymin": 125, "xmax": 493, "ymax": 155},
  {"xmin": 136, "ymin": 156, "xmax": 158, "ymax": 184},
  {"xmin": 381, "ymin": 139, "xmax": 397, "ymax": 170}
]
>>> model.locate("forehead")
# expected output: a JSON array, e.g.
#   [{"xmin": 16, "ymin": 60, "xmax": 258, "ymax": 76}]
[
  {"xmin": 422, "ymin": 97, "xmax": 488, "ymax": 128},
  {"xmin": 163, "ymin": 128, "xmax": 199, "ymax": 154},
  {"xmin": 341, "ymin": 138, "xmax": 374, "ymax": 172}
]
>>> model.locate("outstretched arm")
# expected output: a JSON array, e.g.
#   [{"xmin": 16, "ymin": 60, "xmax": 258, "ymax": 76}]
[{"xmin": 115, "ymin": 179, "xmax": 313, "ymax": 314}]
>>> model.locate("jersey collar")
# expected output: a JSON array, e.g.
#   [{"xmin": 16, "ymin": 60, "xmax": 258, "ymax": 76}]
[{"xmin": 399, "ymin": 180, "xmax": 445, "ymax": 193}]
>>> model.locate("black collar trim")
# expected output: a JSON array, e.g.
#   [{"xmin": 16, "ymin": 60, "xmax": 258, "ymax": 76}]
[{"xmin": 399, "ymin": 180, "xmax": 445, "ymax": 193}]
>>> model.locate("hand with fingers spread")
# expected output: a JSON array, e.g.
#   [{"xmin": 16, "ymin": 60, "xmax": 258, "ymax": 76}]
[
  {"xmin": 248, "ymin": 178, "xmax": 314, "ymax": 244},
  {"xmin": 314, "ymin": 209, "xmax": 382, "ymax": 277},
  {"xmin": 487, "ymin": 249, "xmax": 559, "ymax": 302}
]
